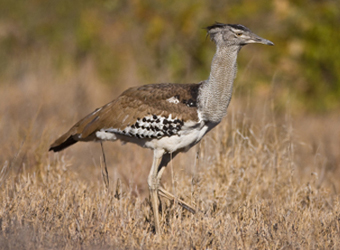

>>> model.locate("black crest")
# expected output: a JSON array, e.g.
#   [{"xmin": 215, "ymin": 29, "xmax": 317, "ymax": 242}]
[
  {"xmin": 228, "ymin": 24, "xmax": 249, "ymax": 32},
  {"xmin": 205, "ymin": 22, "xmax": 249, "ymax": 32},
  {"xmin": 205, "ymin": 22, "xmax": 227, "ymax": 31}
]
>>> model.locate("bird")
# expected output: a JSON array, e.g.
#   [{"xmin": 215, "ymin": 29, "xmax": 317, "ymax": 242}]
[{"xmin": 49, "ymin": 22, "xmax": 274, "ymax": 234}]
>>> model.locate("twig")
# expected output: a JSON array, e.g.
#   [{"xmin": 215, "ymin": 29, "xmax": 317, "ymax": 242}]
[{"xmin": 100, "ymin": 142, "xmax": 109, "ymax": 190}]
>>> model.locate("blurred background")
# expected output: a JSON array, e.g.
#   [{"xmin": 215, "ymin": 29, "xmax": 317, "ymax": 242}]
[{"xmin": 0, "ymin": 0, "xmax": 339, "ymax": 193}]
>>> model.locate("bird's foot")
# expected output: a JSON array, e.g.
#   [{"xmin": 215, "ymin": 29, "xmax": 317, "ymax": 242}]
[{"xmin": 158, "ymin": 187, "xmax": 196, "ymax": 214}]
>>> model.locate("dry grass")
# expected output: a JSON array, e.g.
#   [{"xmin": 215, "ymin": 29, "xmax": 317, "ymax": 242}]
[{"xmin": 1, "ymin": 56, "xmax": 340, "ymax": 249}]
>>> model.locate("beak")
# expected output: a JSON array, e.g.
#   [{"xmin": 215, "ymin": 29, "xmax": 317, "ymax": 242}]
[{"xmin": 247, "ymin": 34, "xmax": 274, "ymax": 46}]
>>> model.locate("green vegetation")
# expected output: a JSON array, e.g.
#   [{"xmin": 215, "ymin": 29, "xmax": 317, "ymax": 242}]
[
  {"xmin": 0, "ymin": 1, "xmax": 339, "ymax": 248},
  {"xmin": 0, "ymin": 0, "xmax": 339, "ymax": 111}
]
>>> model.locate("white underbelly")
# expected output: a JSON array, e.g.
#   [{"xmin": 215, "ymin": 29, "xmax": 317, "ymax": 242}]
[
  {"xmin": 144, "ymin": 122, "xmax": 211, "ymax": 153},
  {"xmin": 95, "ymin": 120, "xmax": 217, "ymax": 154}
]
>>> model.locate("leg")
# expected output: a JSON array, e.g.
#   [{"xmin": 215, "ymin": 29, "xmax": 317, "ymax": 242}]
[
  {"xmin": 148, "ymin": 149, "xmax": 164, "ymax": 234},
  {"xmin": 158, "ymin": 187, "xmax": 196, "ymax": 214},
  {"xmin": 156, "ymin": 153, "xmax": 196, "ymax": 214}
]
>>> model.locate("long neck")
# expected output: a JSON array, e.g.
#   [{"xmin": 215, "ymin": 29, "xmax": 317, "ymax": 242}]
[{"xmin": 198, "ymin": 45, "xmax": 240, "ymax": 123}]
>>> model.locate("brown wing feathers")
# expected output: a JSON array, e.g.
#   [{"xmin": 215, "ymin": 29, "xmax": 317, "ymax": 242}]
[{"xmin": 49, "ymin": 83, "xmax": 201, "ymax": 152}]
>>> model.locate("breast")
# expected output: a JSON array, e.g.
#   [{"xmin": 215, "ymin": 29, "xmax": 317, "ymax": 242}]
[{"xmin": 144, "ymin": 120, "xmax": 211, "ymax": 153}]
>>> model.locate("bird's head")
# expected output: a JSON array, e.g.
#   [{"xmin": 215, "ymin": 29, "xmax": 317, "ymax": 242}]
[{"xmin": 206, "ymin": 22, "xmax": 274, "ymax": 47}]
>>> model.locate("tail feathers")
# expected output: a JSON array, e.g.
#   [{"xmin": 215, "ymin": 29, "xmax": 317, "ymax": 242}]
[
  {"xmin": 49, "ymin": 104, "xmax": 106, "ymax": 152},
  {"xmin": 49, "ymin": 135, "xmax": 78, "ymax": 152}
]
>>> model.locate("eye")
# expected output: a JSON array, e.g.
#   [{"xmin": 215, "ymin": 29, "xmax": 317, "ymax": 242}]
[{"xmin": 236, "ymin": 32, "xmax": 242, "ymax": 36}]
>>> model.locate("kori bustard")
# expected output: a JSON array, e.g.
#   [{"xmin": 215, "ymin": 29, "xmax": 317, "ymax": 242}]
[{"xmin": 50, "ymin": 23, "xmax": 273, "ymax": 234}]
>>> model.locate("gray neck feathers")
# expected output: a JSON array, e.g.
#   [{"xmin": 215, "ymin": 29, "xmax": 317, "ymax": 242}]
[{"xmin": 198, "ymin": 45, "xmax": 241, "ymax": 123}]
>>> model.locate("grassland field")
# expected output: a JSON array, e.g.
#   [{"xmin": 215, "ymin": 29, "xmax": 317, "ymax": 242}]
[{"xmin": 0, "ymin": 43, "xmax": 340, "ymax": 249}]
